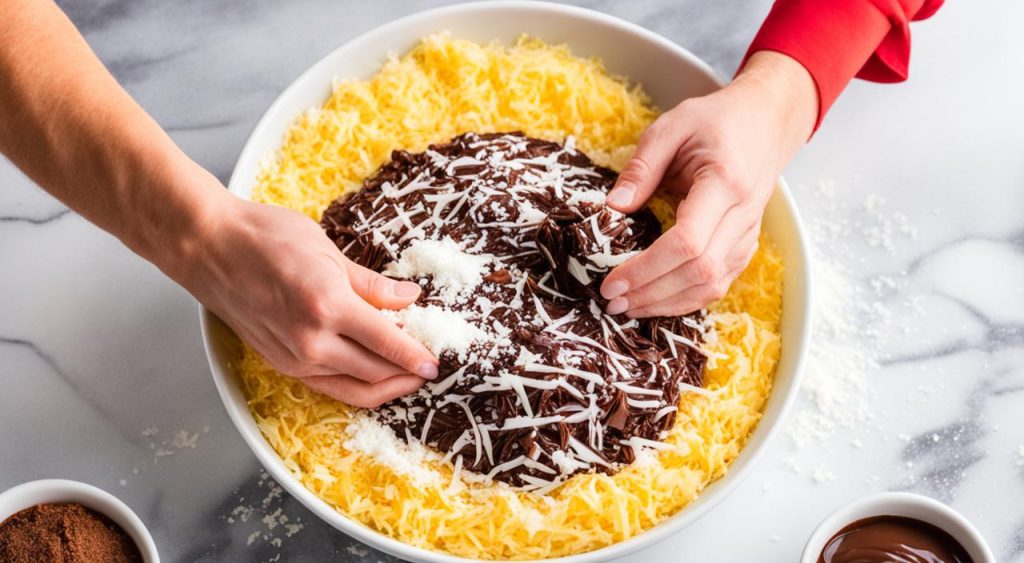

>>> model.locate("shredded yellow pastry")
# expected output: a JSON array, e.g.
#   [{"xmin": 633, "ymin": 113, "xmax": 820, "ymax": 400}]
[{"xmin": 239, "ymin": 34, "xmax": 783, "ymax": 559}]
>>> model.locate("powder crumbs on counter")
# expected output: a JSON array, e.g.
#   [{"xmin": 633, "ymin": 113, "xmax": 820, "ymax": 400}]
[
  {"xmin": 224, "ymin": 471, "xmax": 304, "ymax": 554},
  {"xmin": 785, "ymin": 180, "xmax": 922, "ymax": 458},
  {"xmin": 148, "ymin": 427, "xmax": 203, "ymax": 463},
  {"xmin": 346, "ymin": 544, "xmax": 370, "ymax": 557}
]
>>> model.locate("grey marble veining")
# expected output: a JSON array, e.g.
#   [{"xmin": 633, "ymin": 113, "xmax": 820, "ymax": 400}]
[{"xmin": 2, "ymin": 1, "xmax": 1023, "ymax": 562}]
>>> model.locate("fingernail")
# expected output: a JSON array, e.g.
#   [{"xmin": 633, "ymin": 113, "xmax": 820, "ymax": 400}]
[
  {"xmin": 606, "ymin": 184, "xmax": 635, "ymax": 208},
  {"xmin": 395, "ymin": 281, "xmax": 421, "ymax": 298},
  {"xmin": 606, "ymin": 296, "xmax": 629, "ymax": 315},
  {"xmin": 602, "ymin": 279, "xmax": 629, "ymax": 299},
  {"xmin": 417, "ymin": 362, "xmax": 438, "ymax": 380}
]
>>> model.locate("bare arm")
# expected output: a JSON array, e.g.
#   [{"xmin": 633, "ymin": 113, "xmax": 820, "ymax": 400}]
[
  {"xmin": 0, "ymin": 0, "xmax": 218, "ymax": 266},
  {"xmin": 0, "ymin": 0, "xmax": 438, "ymax": 406}
]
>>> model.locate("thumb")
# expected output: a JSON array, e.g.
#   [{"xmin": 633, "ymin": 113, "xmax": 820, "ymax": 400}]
[
  {"xmin": 345, "ymin": 260, "xmax": 421, "ymax": 310},
  {"xmin": 606, "ymin": 116, "xmax": 684, "ymax": 213}
]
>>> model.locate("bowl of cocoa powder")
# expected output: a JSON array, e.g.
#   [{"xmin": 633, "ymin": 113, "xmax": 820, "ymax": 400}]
[{"xmin": 0, "ymin": 479, "xmax": 159, "ymax": 563}]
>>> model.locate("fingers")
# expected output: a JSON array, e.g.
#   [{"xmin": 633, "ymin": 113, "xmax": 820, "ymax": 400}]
[
  {"xmin": 337, "ymin": 297, "xmax": 439, "ymax": 380},
  {"xmin": 606, "ymin": 114, "xmax": 687, "ymax": 213},
  {"xmin": 302, "ymin": 373, "xmax": 427, "ymax": 409},
  {"xmin": 612, "ymin": 212, "xmax": 757, "ymax": 313},
  {"xmin": 311, "ymin": 336, "xmax": 411, "ymax": 383},
  {"xmin": 623, "ymin": 225, "xmax": 759, "ymax": 318},
  {"xmin": 601, "ymin": 172, "xmax": 735, "ymax": 302},
  {"xmin": 274, "ymin": 330, "xmax": 411, "ymax": 382},
  {"xmin": 624, "ymin": 275, "xmax": 732, "ymax": 318},
  {"xmin": 346, "ymin": 260, "xmax": 422, "ymax": 310}
]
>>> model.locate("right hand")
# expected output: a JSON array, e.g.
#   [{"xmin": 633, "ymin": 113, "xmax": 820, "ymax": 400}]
[{"xmin": 178, "ymin": 192, "xmax": 438, "ymax": 408}]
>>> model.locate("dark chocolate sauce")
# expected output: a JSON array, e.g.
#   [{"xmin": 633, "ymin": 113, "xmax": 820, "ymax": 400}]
[
  {"xmin": 819, "ymin": 515, "xmax": 973, "ymax": 563},
  {"xmin": 321, "ymin": 132, "xmax": 707, "ymax": 491}
]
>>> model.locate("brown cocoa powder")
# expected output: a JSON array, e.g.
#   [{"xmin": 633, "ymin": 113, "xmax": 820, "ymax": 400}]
[{"xmin": 0, "ymin": 503, "xmax": 143, "ymax": 563}]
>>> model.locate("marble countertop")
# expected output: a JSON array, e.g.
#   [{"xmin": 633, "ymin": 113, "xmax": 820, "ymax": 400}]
[{"xmin": 2, "ymin": 1, "xmax": 1023, "ymax": 561}]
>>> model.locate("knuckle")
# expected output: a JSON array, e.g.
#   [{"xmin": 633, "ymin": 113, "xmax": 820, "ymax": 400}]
[
  {"xmin": 701, "ymin": 162, "xmax": 736, "ymax": 189},
  {"xmin": 367, "ymin": 273, "xmax": 392, "ymax": 299},
  {"xmin": 351, "ymin": 391, "xmax": 386, "ymax": 409},
  {"xmin": 671, "ymin": 228, "xmax": 700, "ymax": 258},
  {"xmin": 692, "ymin": 255, "xmax": 719, "ymax": 285},
  {"xmin": 371, "ymin": 334, "xmax": 405, "ymax": 364},
  {"xmin": 748, "ymin": 234, "xmax": 761, "ymax": 256},
  {"xmin": 673, "ymin": 98, "xmax": 700, "ymax": 118},
  {"xmin": 619, "ymin": 157, "xmax": 653, "ymax": 186},
  {"xmin": 710, "ymin": 281, "xmax": 731, "ymax": 300},
  {"xmin": 293, "ymin": 334, "xmax": 323, "ymax": 365},
  {"xmin": 300, "ymin": 293, "xmax": 332, "ymax": 324}
]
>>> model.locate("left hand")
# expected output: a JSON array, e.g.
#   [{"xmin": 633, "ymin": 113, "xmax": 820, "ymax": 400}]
[{"xmin": 600, "ymin": 51, "xmax": 818, "ymax": 318}]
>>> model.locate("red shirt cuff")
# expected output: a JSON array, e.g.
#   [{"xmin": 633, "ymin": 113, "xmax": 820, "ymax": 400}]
[{"xmin": 743, "ymin": 0, "xmax": 893, "ymax": 130}]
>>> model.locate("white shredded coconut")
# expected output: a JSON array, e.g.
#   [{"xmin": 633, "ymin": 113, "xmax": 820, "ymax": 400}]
[
  {"xmin": 343, "ymin": 412, "xmax": 442, "ymax": 485},
  {"xmin": 383, "ymin": 236, "xmax": 491, "ymax": 299},
  {"xmin": 385, "ymin": 305, "xmax": 488, "ymax": 357}
]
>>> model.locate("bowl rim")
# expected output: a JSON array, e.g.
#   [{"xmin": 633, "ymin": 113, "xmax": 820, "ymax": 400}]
[
  {"xmin": 799, "ymin": 491, "xmax": 996, "ymax": 563},
  {"xmin": 202, "ymin": 1, "xmax": 814, "ymax": 562},
  {"xmin": 0, "ymin": 478, "xmax": 161, "ymax": 563}
]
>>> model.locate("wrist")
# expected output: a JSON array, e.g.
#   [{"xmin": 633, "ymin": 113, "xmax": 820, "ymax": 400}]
[
  {"xmin": 732, "ymin": 50, "xmax": 819, "ymax": 152},
  {"xmin": 122, "ymin": 147, "xmax": 236, "ymax": 284}
]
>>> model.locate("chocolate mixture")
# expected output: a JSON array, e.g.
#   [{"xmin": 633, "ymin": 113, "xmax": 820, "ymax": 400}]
[
  {"xmin": 0, "ymin": 503, "xmax": 143, "ymax": 563},
  {"xmin": 819, "ymin": 515, "xmax": 973, "ymax": 563},
  {"xmin": 322, "ymin": 132, "xmax": 707, "ymax": 491}
]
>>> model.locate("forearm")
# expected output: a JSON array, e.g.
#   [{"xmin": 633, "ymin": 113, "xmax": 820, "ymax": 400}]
[
  {"xmin": 0, "ymin": 0, "xmax": 226, "ymax": 278},
  {"xmin": 731, "ymin": 51, "xmax": 818, "ymax": 164}
]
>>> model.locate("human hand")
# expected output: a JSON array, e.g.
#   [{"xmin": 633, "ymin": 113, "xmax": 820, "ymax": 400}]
[
  {"xmin": 600, "ymin": 51, "xmax": 818, "ymax": 318},
  {"xmin": 178, "ymin": 192, "xmax": 438, "ymax": 408}
]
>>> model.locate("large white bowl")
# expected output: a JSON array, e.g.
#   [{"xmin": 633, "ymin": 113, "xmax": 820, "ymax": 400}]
[{"xmin": 201, "ymin": 2, "xmax": 812, "ymax": 561}]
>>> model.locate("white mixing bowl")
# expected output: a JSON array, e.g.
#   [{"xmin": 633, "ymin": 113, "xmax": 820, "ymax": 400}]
[{"xmin": 201, "ymin": 2, "xmax": 812, "ymax": 561}]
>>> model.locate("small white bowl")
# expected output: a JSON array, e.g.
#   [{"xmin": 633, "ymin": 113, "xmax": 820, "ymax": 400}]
[
  {"xmin": 203, "ymin": 2, "xmax": 814, "ymax": 561},
  {"xmin": 0, "ymin": 479, "xmax": 160, "ymax": 563},
  {"xmin": 801, "ymin": 492, "xmax": 995, "ymax": 563}
]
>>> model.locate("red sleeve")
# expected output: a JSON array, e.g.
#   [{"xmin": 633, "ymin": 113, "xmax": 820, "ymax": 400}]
[{"xmin": 743, "ymin": 0, "xmax": 943, "ymax": 130}]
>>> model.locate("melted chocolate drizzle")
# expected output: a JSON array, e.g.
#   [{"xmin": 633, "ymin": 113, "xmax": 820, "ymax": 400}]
[{"xmin": 321, "ymin": 132, "xmax": 706, "ymax": 491}]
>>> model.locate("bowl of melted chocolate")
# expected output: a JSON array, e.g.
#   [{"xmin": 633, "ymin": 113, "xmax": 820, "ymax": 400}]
[{"xmin": 802, "ymin": 492, "xmax": 994, "ymax": 563}]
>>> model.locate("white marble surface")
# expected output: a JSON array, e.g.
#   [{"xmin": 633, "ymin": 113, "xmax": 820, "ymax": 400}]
[{"xmin": 2, "ymin": 1, "xmax": 1023, "ymax": 561}]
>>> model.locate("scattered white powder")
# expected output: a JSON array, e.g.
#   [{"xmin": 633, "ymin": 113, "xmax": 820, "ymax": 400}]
[
  {"xmin": 346, "ymin": 545, "xmax": 370, "ymax": 557},
  {"xmin": 786, "ymin": 179, "xmax": 921, "ymax": 458},
  {"xmin": 343, "ymin": 412, "xmax": 443, "ymax": 485},
  {"xmin": 810, "ymin": 464, "xmax": 837, "ymax": 483},
  {"xmin": 143, "ymin": 425, "xmax": 205, "ymax": 464},
  {"xmin": 171, "ymin": 429, "xmax": 200, "ymax": 449},
  {"xmin": 225, "ymin": 470, "xmax": 305, "ymax": 552},
  {"xmin": 785, "ymin": 248, "xmax": 877, "ymax": 447},
  {"xmin": 384, "ymin": 304, "xmax": 488, "ymax": 357},
  {"xmin": 383, "ymin": 236, "xmax": 491, "ymax": 300}
]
